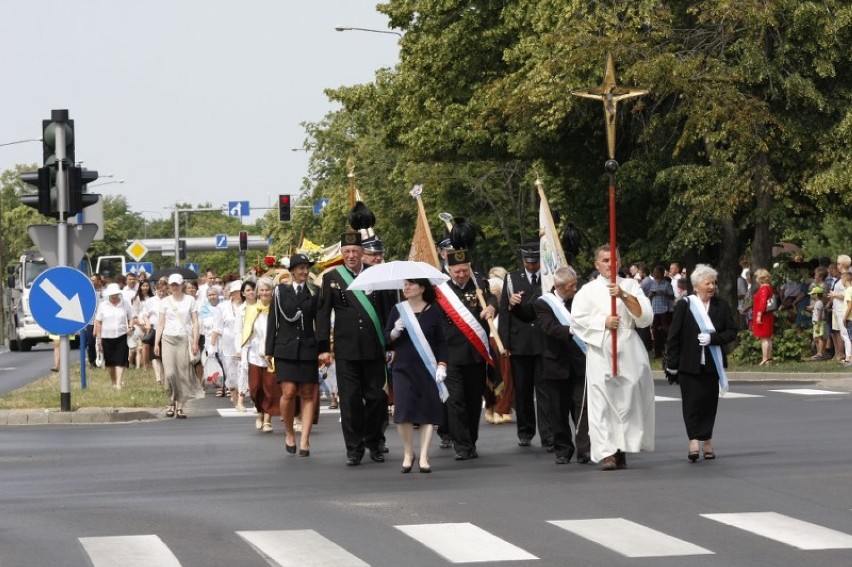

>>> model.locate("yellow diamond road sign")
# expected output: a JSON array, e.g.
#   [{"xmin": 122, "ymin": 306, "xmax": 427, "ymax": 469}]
[{"xmin": 126, "ymin": 240, "xmax": 149, "ymax": 262}]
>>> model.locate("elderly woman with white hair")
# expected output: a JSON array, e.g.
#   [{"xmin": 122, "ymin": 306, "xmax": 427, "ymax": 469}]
[
  {"xmin": 240, "ymin": 276, "xmax": 281, "ymax": 432},
  {"xmin": 665, "ymin": 264, "xmax": 738, "ymax": 462}
]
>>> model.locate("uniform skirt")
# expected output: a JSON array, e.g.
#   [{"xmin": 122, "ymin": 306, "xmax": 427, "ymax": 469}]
[
  {"xmin": 102, "ymin": 336, "xmax": 129, "ymax": 367},
  {"xmin": 275, "ymin": 359, "xmax": 319, "ymax": 384}
]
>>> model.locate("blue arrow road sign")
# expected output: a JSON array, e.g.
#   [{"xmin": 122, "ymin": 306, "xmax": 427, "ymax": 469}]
[
  {"xmin": 313, "ymin": 198, "xmax": 330, "ymax": 216},
  {"xmin": 228, "ymin": 201, "xmax": 250, "ymax": 217},
  {"xmin": 185, "ymin": 263, "xmax": 199, "ymax": 274},
  {"xmin": 126, "ymin": 262, "xmax": 154, "ymax": 275},
  {"xmin": 30, "ymin": 267, "xmax": 98, "ymax": 335},
  {"xmin": 215, "ymin": 234, "xmax": 228, "ymax": 249}
]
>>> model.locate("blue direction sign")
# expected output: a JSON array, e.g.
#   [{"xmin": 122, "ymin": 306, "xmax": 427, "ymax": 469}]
[
  {"xmin": 215, "ymin": 234, "xmax": 228, "ymax": 249},
  {"xmin": 30, "ymin": 267, "xmax": 98, "ymax": 335},
  {"xmin": 313, "ymin": 198, "xmax": 330, "ymax": 216},
  {"xmin": 185, "ymin": 262, "xmax": 199, "ymax": 274},
  {"xmin": 228, "ymin": 201, "xmax": 250, "ymax": 217},
  {"xmin": 126, "ymin": 262, "xmax": 154, "ymax": 275}
]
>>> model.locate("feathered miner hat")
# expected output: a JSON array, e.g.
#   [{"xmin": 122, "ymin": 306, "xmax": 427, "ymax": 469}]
[
  {"xmin": 341, "ymin": 201, "xmax": 376, "ymax": 247},
  {"xmin": 447, "ymin": 217, "xmax": 482, "ymax": 266}
]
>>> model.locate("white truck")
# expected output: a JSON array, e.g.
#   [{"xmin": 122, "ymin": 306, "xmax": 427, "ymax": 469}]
[{"xmin": 4, "ymin": 251, "xmax": 88, "ymax": 351}]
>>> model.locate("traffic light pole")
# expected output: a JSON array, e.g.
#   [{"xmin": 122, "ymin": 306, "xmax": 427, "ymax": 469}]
[{"xmin": 53, "ymin": 110, "xmax": 72, "ymax": 412}]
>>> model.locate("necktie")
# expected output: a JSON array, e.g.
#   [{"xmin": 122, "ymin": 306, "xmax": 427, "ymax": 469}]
[
  {"xmin": 530, "ymin": 273, "xmax": 538, "ymax": 287},
  {"xmin": 296, "ymin": 284, "xmax": 303, "ymax": 296}
]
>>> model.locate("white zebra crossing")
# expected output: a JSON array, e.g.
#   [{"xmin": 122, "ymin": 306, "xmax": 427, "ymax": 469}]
[
  {"xmin": 549, "ymin": 518, "xmax": 713, "ymax": 557},
  {"xmin": 395, "ymin": 522, "xmax": 538, "ymax": 563},
  {"xmin": 770, "ymin": 388, "xmax": 848, "ymax": 396},
  {"xmin": 77, "ymin": 512, "xmax": 852, "ymax": 565}
]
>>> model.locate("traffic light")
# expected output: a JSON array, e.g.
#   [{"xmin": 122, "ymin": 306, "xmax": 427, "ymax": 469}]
[
  {"xmin": 68, "ymin": 167, "xmax": 99, "ymax": 217},
  {"xmin": 42, "ymin": 115, "xmax": 74, "ymax": 167},
  {"xmin": 178, "ymin": 239, "xmax": 187, "ymax": 261},
  {"xmin": 19, "ymin": 168, "xmax": 53, "ymax": 217},
  {"xmin": 238, "ymin": 231, "xmax": 248, "ymax": 253},
  {"xmin": 278, "ymin": 194, "xmax": 291, "ymax": 222}
]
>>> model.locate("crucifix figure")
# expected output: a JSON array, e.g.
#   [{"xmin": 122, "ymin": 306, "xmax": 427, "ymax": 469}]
[{"xmin": 572, "ymin": 53, "xmax": 648, "ymax": 377}]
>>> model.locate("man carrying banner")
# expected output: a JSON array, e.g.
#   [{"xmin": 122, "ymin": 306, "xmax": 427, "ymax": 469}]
[
  {"xmin": 435, "ymin": 246, "xmax": 497, "ymax": 461},
  {"xmin": 499, "ymin": 242, "xmax": 551, "ymax": 450},
  {"xmin": 317, "ymin": 230, "xmax": 393, "ymax": 467},
  {"xmin": 535, "ymin": 266, "xmax": 590, "ymax": 464},
  {"xmin": 570, "ymin": 246, "xmax": 655, "ymax": 471}
]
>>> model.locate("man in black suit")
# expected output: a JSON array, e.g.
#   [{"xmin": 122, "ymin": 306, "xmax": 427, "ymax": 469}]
[
  {"xmin": 535, "ymin": 266, "xmax": 591, "ymax": 464},
  {"xmin": 499, "ymin": 242, "xmax": 551, "ymax": 450},
  {"xmin": 317, "ymin": 232, "xmax": 392, "ymax": 466},
  {"xmin": 439, "ymin": 248, "xmax": 497, "ymax": 461}
]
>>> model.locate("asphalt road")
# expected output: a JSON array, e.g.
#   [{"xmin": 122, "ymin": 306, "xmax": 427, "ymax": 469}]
[
  {"xmin": 1, "ymin": 382, "xmax": 850, "ymax": 567},
  {"xmin": 0, "ymin": 344, "xmax": 55, "ymax": 395}
]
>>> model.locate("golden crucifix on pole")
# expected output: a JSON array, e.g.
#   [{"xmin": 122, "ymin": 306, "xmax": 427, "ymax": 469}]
[{"xmin": 572, "ymin": 53, "xmax": 648, "ymax": 378}]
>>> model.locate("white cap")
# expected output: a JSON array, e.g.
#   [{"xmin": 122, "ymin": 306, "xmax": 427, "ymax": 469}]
[
  {"xmin": 168, "ymin": 274, "xmax": 184, "ymax": 286},
  {"xmin": 227, "ymin": 280, "xmax": 243, "ymax": 294},
  {"xmin": 104, "ymin": 283, "xmax": 122, "ymax": 297}
]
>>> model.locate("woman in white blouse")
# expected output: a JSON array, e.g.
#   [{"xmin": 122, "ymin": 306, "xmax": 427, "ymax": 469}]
[
  {"xmin": 144, "ymin": 278, "xmax": 168, "ymax": 385},
  {"xmin": 213, "ymin": 280, "xmax": 246, "ymax": 409},
  {"xmin": 154, "ymin": 274, "xmax": 200, "ymax": 419},
  {"xmin": 94, "ymin": 283, "xmax": 134, "ymax": 389},
  {"xmin": 240, "ymin": 277, "xmax": 280, "ymax": 432}
]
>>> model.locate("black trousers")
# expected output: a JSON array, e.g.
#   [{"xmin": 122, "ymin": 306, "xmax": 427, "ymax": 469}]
[
  {"xmin": 336, "ymin": 358, "xmax": 388, "ymax": 458},
  {"xmin": 541, "ymin": 377, "xmax": 590, "ymax": 459},
  {"xmin": 679, "ymin": 365, "xmax": 720, "ymax": 440},
  {"xmin": 512, "ymin": 354, "xmax": 551, "ymax": 445},
  {"xmin": 445, "ymin": 361, "xmax": 486, "ymax": 457},
  {"xmin": 651, "ymin": 312, "xmax": 672, "ymax": 358}
]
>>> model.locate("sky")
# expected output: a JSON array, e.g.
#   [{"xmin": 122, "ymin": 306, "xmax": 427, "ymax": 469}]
[{"xmin": 1, "ymin": 0, "xmax": 400, "ymax": 222}]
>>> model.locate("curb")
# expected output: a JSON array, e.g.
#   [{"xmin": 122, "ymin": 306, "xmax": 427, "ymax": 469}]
[{"xmin": 0, "ymin": 407, "xmax": 161, "ymax": 426}]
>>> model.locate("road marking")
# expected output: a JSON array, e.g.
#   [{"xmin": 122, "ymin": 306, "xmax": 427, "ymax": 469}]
[
  {"xmin": 770, "ymin": 388, "xmax": 848, "ymax": 396},
  {"xmin": 720, "ymin": 392, "xmax": 763, "ymax": 399},
  {"xmin": 237, "ymin": 530, "xmax": 368, "ymax": 566},
  {"xmin": 655, "ymin": 395, "xmax": 679, "ymax": 402},
  {"xmin": 395, "ymin": 522, "xmax": 538, "ymax": 563},
  {"xmin": 702, "ymin": 512, "xmax": 852, "ymax": 550},
  {"xmin": 217, "ymin": 407, "xmax": 340, "ymax": 417},
  {"xmin": 79, "ymin": 535, "xmax": 181, "ymax": 567},
  {"xmin": 549, "ymin": 518, "xmax": 714, "ymax": 558}
]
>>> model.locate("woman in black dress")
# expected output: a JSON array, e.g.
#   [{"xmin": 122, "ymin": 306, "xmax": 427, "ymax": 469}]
[
  {"xmin": 666, "ymin": 264, "xmax": 738, "ymax": 462},
  {"xmin": 266, "ymin": 254, "xmax": 320, "ymax": 457},
  {"xmin": 385, "ymin": 279, "xmax": 448, "ymax": 473}
]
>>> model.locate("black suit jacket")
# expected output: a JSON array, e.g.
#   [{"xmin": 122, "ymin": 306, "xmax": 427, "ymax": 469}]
[
  {"xmin": 534, "ymin": 295, "xmax": 586, "ymax": 381},
  {"xmin": 316, "ymin": 265, "xmax": 393, "ymax": 360},
  {"xmin": 440, "ymin": 274, "xmax": 497, "ymax": 365},
  {"xmin": 498, "ymin": 270, "xmax": 544, "ymax": 356},
  {"xmin": 666, "ymin": 296, "xmax": 738, "ymax": 374},
  {"xmin": 265, "ymin": 282, "xmax": 319, "ymax": 361}
]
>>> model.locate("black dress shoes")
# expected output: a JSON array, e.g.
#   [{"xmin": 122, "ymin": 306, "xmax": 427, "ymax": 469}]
[
  {"xmin": 298, "ymin": 449, "xmax": 310, "ymax": 457},
  {"xmin": 555, "ymin": 455, "xmax": 569, "ymax": 465},
  {"xmin": 285, "ymin": 444, "xmax": 297, "ymax": 455},
  {"xmin": 369, "ymin": 449, "xmax": 385, "ymax": 463},
  {"xmin": 439, "ymin": 438, "xmax": 453, "ymax": 449},
  {"xmin": 518, "ymin": 438, "xmax": 532, "ymax": 447},
  {"xmin": 346, "ymin": 454, "xmax": 362, "ymax": 467},
  {"xmin": 577, "ymin": 453, "xmax": 591, "ymax": 464},
  {"xmin": 545, "ymin": 445, "xmax": 555, "ymax": 453}
]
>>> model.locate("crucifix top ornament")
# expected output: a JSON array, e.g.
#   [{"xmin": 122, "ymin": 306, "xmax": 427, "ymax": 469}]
[{"xmin": 572, "ymin": 53, "xmax": 648, "ymax": 160}]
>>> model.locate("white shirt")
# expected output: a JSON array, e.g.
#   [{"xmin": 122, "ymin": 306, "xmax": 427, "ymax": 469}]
[
  {"xmin": 159, "ymin": 295, "xmax": 196, "ymax": 337},
  {"xmin": 96, "ymin": 299, "xmax": 133, "ymax": 338}
]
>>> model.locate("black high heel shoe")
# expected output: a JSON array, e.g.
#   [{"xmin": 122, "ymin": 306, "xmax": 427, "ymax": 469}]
[
  {"xmin": 688, "ymin": 440, "xmax": 699, "ymax": 462},
  {"xmin": 401, "ymin": 454, "xmax": 415, "ymax": 473},
  {"xmin": 299, "ymin": 448, "xmax": 310, "ymax": 457},
  {"xmin": 285, "ymin": 444, "xmax": 297, "ymax": 454}
]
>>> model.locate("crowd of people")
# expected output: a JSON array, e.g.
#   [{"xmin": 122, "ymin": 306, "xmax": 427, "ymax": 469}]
[{"xmin": 80, "ymin": 207, "xmax": 844, "ymax": 473}]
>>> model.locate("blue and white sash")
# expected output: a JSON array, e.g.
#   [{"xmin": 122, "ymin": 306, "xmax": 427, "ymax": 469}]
[
  {"xmin": 397, "ymin": 302, "xmax": 449, "ymax": 402},
  {"xmin": 538, "ymin": 292, "xmax": 588, "ymax": 354},
  {"xmin": 688, "ymin": 296, "xmax": 729, "ymax": 394}
]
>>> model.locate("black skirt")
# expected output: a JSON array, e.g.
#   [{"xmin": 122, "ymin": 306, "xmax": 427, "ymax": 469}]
[
  {"xmin": 102, "ymin": 336, "xmax": 129, "ymax": 368},
  {"xmin": 275, "ymin": 359, "xmax": 319, "ymax": 384}
]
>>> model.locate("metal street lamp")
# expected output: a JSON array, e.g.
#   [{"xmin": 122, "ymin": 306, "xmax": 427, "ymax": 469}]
[
  {"xmin": 87, "ymin": 179, "xmax": 125, "ymax": 189},
  {"xmin": 0, "ymin": 138, "xmax": 41, "ymax": 148},
  {"xmin": 334, "ymin": 25, "xmax": 402, "ymax": 38}
]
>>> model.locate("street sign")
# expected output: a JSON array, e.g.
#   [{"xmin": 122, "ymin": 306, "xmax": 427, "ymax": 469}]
[
  {"xmin": 126, "ymin": 240, "xmax": 149, "ymax": 261},
  {"xmin": 215, "ymin": 234, "xmax": 228, "ymax": 249},
  {"xmin": 28, "ymin": 223, "xmax": 98, "ymax": 268},
  {"xmin": 29, "ymin": 266, "xmax": 98, "ymax": 335},
  {"xmin": 184, "ymin": 262, "xmax": 199, "ymax": 274},
  {"xmin": 313, "ymin": 198, "xmax": 330, "ymax": 216},
  {"xmin": 126, "ymin": 262, "xmax": 154, "ymax": 275},
  {"xmin": 228, "ymin": 201, "xmax": 250, "ymax": 217}
]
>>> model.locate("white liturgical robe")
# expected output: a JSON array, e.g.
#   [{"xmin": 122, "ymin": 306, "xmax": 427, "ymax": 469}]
[{"xmin": 571, "ymin": 275, "xmax": 655, "ymax": 462}]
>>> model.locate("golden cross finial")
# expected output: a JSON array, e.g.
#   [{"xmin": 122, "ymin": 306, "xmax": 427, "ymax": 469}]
[{"xmin": 572, "ymin": 53, "xmax": 648, "ymax": 159}]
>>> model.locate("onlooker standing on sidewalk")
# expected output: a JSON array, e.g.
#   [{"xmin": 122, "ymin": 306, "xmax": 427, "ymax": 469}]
[
  {"xmin": 641, "ymin": 265, "xmax": 674, "ymax": 359},
  {"xmin": 751, "ymin": 269, "xmax": 775, "ymax": 365}
]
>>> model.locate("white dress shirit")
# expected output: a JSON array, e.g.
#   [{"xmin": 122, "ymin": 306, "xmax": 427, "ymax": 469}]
[{"xmin": 571, "ymin": 275, "xmax": 656, "ymax": 463}]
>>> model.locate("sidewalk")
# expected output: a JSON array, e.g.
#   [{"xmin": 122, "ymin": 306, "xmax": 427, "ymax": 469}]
[{"xmin": 2, "ymin": 372, "xmax": 850, "ymax": 426}]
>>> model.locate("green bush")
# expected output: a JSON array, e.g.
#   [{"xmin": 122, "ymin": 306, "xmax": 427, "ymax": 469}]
[{"xmin": 730, "ymin": 319, "xmax": 812, "ymax": 364}]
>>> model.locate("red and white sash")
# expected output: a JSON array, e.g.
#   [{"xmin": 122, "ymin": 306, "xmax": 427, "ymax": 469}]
[{"xmin": 435, "ymin": 281, "xmax": 494, "ymax": 366}]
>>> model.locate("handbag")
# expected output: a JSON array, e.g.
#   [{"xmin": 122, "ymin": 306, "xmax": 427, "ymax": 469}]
[
  {"xmin": 765, "ymin": 293, "xmax": 780, "ymax": 313},
  {"xmin": 141, "ymin": 328, "xmax": 156, "ymax": 345}
]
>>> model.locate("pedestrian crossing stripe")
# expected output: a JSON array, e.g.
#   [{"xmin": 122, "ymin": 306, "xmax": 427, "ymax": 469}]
[
  {"xmin": 79, "ymin": 535, "xmax": 181, "ymax": 567},
  {"xmin": 216, "ymin": 407, "xmax": 340, "ymax": 417},
  {"xmin": 549, "ymin": 518, "xmax": 714, "ymax": 557},
  {"xmin": 770, "ymin": 388, "xmax": 849, "ymax": 396},
  {"xmin": 702, "ymin": 512, "xmax": 852, "ymax": 550},
  {"xmin": 655, "ymin": 391, "xmax": 763, "ymax": 402},
  {"xmin": 394, "ymin": 522, "xmax": 538, "ymax": 563},
  {"xmin": 654, "ymin": 395, "xmax": 680, "ymax": 402},
  {"xmin": 237, "ymin": 529, "xmax": 369, "ymax": 567},
  {"xmin": 77, "ymin": 513, "xmax": 852, "ymax": 565}
]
